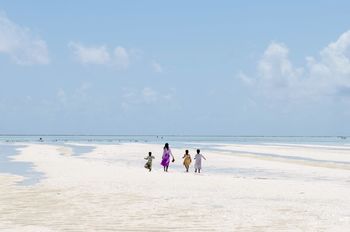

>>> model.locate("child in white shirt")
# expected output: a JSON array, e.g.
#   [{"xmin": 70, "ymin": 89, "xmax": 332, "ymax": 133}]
[{"xmin": 194, "ymin": 149, "xmax": 206, "ymax": 173}]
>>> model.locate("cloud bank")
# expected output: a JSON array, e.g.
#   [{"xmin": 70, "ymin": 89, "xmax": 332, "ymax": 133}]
[
  {"xmin": 241, "ymin": 30, "xmax": 350, "ymax": 101},
  {"xmin": 0, "ymin": 13, "xmax": 49, "ymax": 65}
]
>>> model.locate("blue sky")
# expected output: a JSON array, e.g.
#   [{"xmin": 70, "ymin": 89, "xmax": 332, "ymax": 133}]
[{"xmin": 0, "ymin": 1, "xmax": 350, "ymax": 135}]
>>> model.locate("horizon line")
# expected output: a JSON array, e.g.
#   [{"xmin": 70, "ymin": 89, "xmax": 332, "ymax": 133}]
[{"xmin": 0, "ymin": 134, "xmax": 348, "ymax": 138}]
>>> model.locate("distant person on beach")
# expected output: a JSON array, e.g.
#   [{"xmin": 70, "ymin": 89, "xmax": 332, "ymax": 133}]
[
  {"xmin": 194, "ymin": 149, "xmax": 206, "ymax": 173},
  {"xmin": 39, "ymin": 138, "xmax": 43, "ymax": 142},
  {"xmin": 182, "ymin": 150, "xmax": 192, "ymax": 172},
  {"xmin": 161, "ymin": 143, "xmax": 175, "ymax": 172},
  {"xmin": 144, "ymin": 152, "xmax": 155, "ymax": 172}
]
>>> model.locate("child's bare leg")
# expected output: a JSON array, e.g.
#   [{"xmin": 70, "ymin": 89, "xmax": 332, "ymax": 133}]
[
  {"xmin": 198, "ymin": 169, "xmax": 201, "ymax": 173},
  {"xmin": 195, "ymin": 169, "xmax": 197, "ymax": 173},
  {"xmin": 165, "ymin": 166, "xmax": 168, "ymax": 172}
]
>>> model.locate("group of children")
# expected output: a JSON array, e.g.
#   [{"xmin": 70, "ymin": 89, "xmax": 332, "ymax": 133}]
[{"xmin": 144, "ymin": 143, "xmax": 206, "ymax": 173}]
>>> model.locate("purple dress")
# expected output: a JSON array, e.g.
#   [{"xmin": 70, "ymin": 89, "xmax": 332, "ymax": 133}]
[{"xmin": 161, "ymin": 148, "xmax": 171, "ymax": 167}]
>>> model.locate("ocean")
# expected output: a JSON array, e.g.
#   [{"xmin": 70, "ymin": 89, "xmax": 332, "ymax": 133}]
[{"xmin": 0, "ymin": 135, "xmax": 348, "ymax": 145}]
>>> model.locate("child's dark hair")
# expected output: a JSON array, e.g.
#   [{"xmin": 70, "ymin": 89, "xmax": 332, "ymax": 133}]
[
  {"xmin": 164, "ymin": 143, "xmax": 169, "ymax": 150},
  {"xmin": 197, "ymin": 149, "xmax": 200, "ymax": 154},
  {"xmin": 185, "ymin": 150, "xmax": 189, "ymax": 154},
  {"xmin": 148, "ymin": 152, "xmax": 152, "ymax": 156}
]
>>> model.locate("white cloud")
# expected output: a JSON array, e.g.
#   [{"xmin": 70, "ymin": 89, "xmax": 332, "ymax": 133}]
[
  {"xmin": 121, "ymin": 87, "xmax": 174, "ymax": 110},
  {"xmin": 68, "ymin": 42, "xmax": 110, "ymax": 65},
  {"xmin": 56, "ymin": 88, "xmax": 67, "ymax": 105},
  {"xmin": 0, "ymin": 12, "xmax": 49, "ymax": 65},
  {"xmin": 69, "ymin": 42, "xmax": 130, "ymax": 69},
  {"xmin": 237, "ymin": 71, "xmax": 254, "ymax": 85},
  {"xmin": 141, "ymin": 87, "xmax": 158, "ymax": 103},
  {"xmin": 258, "ymin": 42, "xmax": 302, "ymax": 86},
  {"xmin": 56, "ymin": 83, "xmax": 92, "ymax": 109},
  {"xmin": 74, "ymin": 82, "xmax": 92, "ymax": 99},
  {"xmin": 122, "ymin": 87, "xmax": 158, "ymax": 107},
  {"xmin": 151, "ymin": 60, "xmax": 163, "ymax": 73},
  {"xmin": 240, "ymin": 30, "xmax": 350, "ymax": 101},
  {"xmin": 114, "ymin": 46, "xmax": 130, "ymax": 69}
]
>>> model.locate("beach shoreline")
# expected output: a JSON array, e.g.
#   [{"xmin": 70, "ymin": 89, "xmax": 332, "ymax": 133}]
[{"xmin": 1, "ymin": 142, "xmax": 350, "ymax": 231}]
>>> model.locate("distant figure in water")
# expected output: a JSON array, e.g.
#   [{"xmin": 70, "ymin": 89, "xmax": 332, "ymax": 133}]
[
  {"xmin": 182, "ymin": 150, "xmax": 192, "ymax": 172},
  {"xmin": 161, "ymin": 143, "xmax": 174, "ymax": 172},
  {"xmin": 144, "ymin": 152, "xmax": 155, "ymax": 172},
  {"xmin": 39, "ymin": 138, "xmax": 43, "ymax": 142},
  {"xmin": 194, "ymin": 149, "xmax": 206, "ymax": 173}
]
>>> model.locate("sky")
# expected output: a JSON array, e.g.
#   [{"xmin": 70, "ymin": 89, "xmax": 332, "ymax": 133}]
[{"xmin": 0, "ymin": 1, "xmax": 350, "ymax": 135}]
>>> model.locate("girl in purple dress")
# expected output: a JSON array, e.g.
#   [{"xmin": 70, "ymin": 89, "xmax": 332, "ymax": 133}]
[{"xmin": 161, "ymin": 143, "xmax": 175, "ymax": 172}]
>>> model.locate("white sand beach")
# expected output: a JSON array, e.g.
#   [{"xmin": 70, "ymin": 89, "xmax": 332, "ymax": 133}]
[{"xmin": 1, "ymin": 142, "xmax": 350, "ymax": 231}]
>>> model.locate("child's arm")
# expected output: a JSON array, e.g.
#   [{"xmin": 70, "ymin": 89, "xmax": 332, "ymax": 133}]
[{"xmin": 170, "ymin": 150, "xmax": 175, "ymax": 162}]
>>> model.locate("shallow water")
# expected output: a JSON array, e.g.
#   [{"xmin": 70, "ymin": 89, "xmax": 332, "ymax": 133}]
[{"xmin": 0, "ymin": 144, "xmax": 42, "ymax": 185}]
